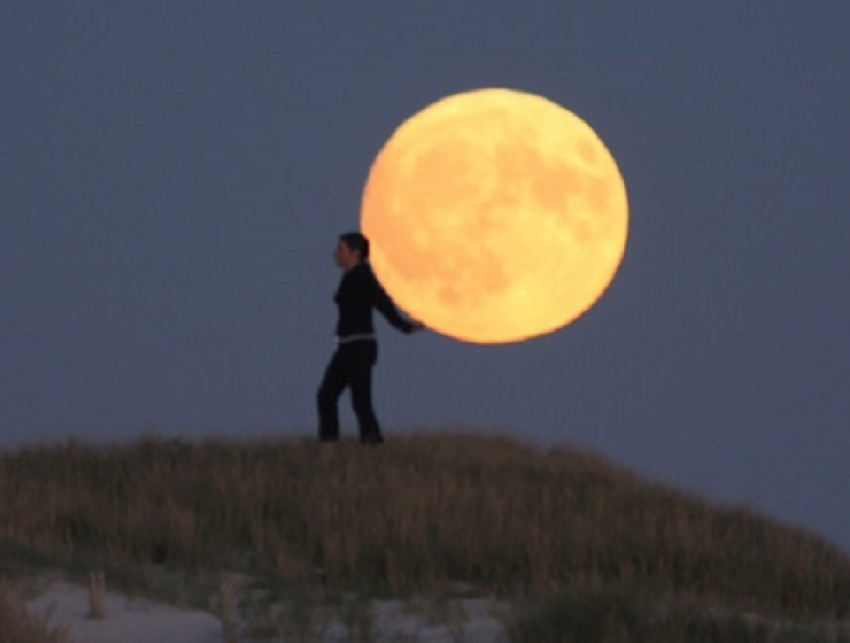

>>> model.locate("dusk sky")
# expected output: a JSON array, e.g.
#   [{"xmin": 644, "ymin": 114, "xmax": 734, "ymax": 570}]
[{"xmin": 2, "ymin": 4, "xmax": 848, "ymax": 554}]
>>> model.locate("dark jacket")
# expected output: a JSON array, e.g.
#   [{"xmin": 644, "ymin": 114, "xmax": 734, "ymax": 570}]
[{"xmin": 334, "ymin": 262, "xmax": 414, "ymax": 338}]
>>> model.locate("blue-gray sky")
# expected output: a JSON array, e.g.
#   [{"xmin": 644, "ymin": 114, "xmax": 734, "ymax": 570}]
[{"xmin": 2, "ymin": 4, "xmax": 849, "ymax": 553}]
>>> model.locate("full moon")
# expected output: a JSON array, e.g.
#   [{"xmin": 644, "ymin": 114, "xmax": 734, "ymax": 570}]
[{"xmin": 360, "ymin": 88, "xmax": 628, "ymax": 344}]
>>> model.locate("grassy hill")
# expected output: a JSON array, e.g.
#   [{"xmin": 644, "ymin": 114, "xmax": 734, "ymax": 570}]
[{"xmin": 1, "ymin": 431, "xmax": 848, "ymax": 641}]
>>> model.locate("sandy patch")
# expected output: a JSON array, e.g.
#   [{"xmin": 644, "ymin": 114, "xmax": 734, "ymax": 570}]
[
  {"xmin": 27, "ymin": 581, "xmax": 222, "ymax": 643},
  {"xmin": 26, "ymin": 579, "xmax": 511, "ymax": 643}
]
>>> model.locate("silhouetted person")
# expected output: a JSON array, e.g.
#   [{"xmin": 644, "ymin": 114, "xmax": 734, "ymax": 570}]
[{"xmin": 317, "ymin": 232, "xmax": 424, "ymax": 444}]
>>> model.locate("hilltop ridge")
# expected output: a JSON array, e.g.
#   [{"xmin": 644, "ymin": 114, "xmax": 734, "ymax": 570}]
[{"xmin": 1, "ymin": 431, "xmax": 848, "ymax": 641}]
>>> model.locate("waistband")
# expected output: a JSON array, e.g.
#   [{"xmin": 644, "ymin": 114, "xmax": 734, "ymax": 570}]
[{"xmin": 336, "ymin": 334, "xmax": 376, "ymax": 344}]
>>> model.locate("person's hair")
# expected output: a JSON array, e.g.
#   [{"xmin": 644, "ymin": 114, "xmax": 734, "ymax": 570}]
[{"xmin": 339, "ymin": 231, "xmax": 370, "ymax": 259}]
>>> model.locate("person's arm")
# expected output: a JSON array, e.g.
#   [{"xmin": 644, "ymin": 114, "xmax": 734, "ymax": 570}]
[{"xmin": 366, "ymin": 269, "xmax": 417, "ymax": 333}]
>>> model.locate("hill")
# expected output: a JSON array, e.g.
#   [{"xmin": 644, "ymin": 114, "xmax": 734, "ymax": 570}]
[{"xmin": 1, "ymin": 431, "xmax": 848, "ymax": 641}]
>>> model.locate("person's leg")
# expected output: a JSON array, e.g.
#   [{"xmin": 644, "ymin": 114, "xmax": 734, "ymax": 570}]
[
  {"xmin": 349, "ymin": 342, "xmax": 383, "ymax": 444},
  {"xmin": 317, "ymin": 349, "xmax": 349, "ymax": 442}
]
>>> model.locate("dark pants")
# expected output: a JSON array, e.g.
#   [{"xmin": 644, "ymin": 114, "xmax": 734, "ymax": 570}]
[{"xmin": 317, "ymin": 340, "xmax": 384, "ymax": 443}]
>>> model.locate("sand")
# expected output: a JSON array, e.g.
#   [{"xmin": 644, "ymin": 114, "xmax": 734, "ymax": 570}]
[
  {"xmin": 26, "ymin": 579, "xmax": 511, "ymax": 643},
  {"xmin": 27, "ymin": 581, "xmax": 222, "ymax": 643}
]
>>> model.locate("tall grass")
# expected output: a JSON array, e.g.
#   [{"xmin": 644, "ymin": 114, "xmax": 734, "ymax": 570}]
[
  {"xmin": 1, "ymin": 431, "xmax": 848, "ymax": 626},
  {"xmin": 0, "ymin": 582, "xmax": 67, "ymax": 643},
  {"xmin": 509, "ymin": 584, "xmax": 850, "ymax": 642}
]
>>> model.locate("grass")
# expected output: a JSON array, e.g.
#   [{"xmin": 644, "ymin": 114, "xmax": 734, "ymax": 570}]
[
  {"xmin": 1, "ymin": 430, "xmax": 849, "ymax": 641},
  {"xmin": 509, "ymin": 584, "xmax": 850, "ymax": 642},
  {"xmin": 0, "ymin": 581, "xmax": 68, "ymax": 643}
]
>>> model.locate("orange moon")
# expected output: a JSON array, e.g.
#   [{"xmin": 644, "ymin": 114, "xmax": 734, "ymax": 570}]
[{"xmin": 360, "ymin": 88, "xmax": 628, "ymax": 344}]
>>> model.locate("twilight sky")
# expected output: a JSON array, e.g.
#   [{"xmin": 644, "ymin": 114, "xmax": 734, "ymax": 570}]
[{"xmin": 2, "ymin": 4, "xmax": 849, "ymax": 553}]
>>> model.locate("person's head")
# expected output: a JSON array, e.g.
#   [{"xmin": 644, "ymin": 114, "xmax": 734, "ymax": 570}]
[{"xmin": 334, "ymin": 231, "xmax": 370, "ymax": 269}]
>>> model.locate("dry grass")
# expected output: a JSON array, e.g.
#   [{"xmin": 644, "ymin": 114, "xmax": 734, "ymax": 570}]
[
  {"xmin": 0, "ymin": 581, "xmax": 68, "ymax": 643},
  {"xmin": 509, "ymin": 584, "xmax": 850, "ymax": 642},
  {"xmin": 1, "ymin": 430, "xmax": 848, "ymax": 638}
]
